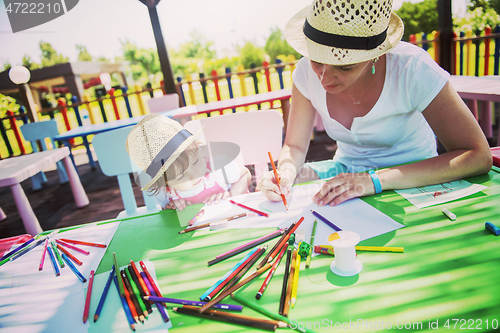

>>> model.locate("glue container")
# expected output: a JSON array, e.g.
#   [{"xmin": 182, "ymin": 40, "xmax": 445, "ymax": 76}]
[{"xmin": 328, "ymin": 231, "xmax": 363, "ymax": 277}]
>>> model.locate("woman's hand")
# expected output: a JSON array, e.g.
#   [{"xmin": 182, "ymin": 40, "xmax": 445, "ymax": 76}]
[
  {"xmin": 312, "ymin": 172, "xmax": 376, "ymax": 206},
  {"xmin": 203, "ymin": 191, "xmax": 229, "ymax": 205},
  {"xmin": 257, "ymin": 170, "xmax": 292, "ymax": 202}
]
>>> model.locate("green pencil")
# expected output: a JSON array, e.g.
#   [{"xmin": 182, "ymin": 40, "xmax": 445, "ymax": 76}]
[
  {"xmin": 113, "ymin": 252, "xmax": 125, "ymax": 297},
  {"xmin": 305, "ymin": 220, "xmax": 317, "ymax": 269},
  {"xmin": 50, "ymin": 241, "xmax": 65, "ymax": 268},
  {"xmin": 125, "ymin": 266, "xmax": 148, "ymax": 318}
]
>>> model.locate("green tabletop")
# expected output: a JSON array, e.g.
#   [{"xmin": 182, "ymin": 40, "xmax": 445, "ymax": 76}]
[{"xmin": 93, "ymin": 168, "xmax": 500, "ymax": 333}]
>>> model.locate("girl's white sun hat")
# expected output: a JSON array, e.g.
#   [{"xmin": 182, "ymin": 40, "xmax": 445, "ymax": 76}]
[
  {"xmin": 126, "ymin": 113, "xmax": 202, "ymax": 191},
  {"xmin": 284, "ymin": 0, "xmax": 404, "ymax": 65}
]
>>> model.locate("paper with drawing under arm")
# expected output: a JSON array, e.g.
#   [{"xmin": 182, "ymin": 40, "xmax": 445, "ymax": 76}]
[
  {"xmin": 192, "ymin": 182, "xmax": 404, "ymax": 247},
  {"xmin": 395, "ymin": 180, "xmax": 487, "ymax": 209}
]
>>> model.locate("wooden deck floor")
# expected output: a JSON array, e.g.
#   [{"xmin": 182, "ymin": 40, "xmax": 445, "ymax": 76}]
[{"xmin": 0, "ymin": 130, "xmax": 338, "ymax": 238}]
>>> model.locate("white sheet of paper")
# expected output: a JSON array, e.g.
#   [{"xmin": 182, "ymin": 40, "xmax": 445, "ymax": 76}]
[
  {"xmin": 0, "ymin": 222, "xmax": 120, "ymax": 333},
  {"xmin": 88, "ymin": 260, "xmax": 172, "ymax": 333},
  {"xmin": 394, "ymin": 180, "xmax": 487, "ymax": 209},
  {"xmin": 193, "ymin": 182, "xmax": 404, "ymax": 246}
]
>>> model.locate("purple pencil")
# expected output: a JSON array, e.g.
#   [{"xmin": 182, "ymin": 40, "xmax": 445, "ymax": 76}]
[
  {"xmin": 38, "ymin": 239, "xmax": 49, "ymax": 271},
  {"xmin": 141, "ymin": 272, "xmax": 170, "ymax": 323},
  {"xmin": 215, "ymin": 229, "xmax": 284, "ymax": 258},
  {"xmin": 144, "ymin": 296, "xmax": 243, "ymax": 312}
]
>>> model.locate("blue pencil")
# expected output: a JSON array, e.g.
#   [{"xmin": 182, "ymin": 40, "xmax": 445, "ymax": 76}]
[
  {"xmin": 199, "ymin": 246, "xmax": 260, "ymax": 301},
  {"xmin": 61, "ymin": 253, "xmax": 87, "ymax": 282},
  {"xmin": 46, "ymin": 246, "xmax": 60, "ymax": 277},
  {"xmin": 310, "ymin": 210, "xmax": 342, "ymax": 232},
  {"xmin": 113, "ymin": 275, "xmax": 136, "ymax": 331},
  {"xmin": 0, "ymin": 237, "xmax": 34, "ymax": 262},
  {"xmin": 94, "ymin": 265, "xmax": 115, "ymax": 322}
]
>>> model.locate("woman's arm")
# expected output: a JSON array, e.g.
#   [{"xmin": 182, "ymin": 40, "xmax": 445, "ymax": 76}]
[
  {"xmin": 258, "ymin": 84, "xmax": 318, "ymax": 201},
  {"xmin": 313, "ymin": 81, "xmax": 492, "ymax": 206}
]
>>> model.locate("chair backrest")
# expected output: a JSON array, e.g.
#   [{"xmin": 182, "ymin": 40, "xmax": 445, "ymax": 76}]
[
  {"xmin": 92, "ymin": 126, "xmax": 158, "ymax": 215},
  {"xmin": 184, "ymin": 110, "xmax": 283, "ymax": 183},
  {"xmin": 20, "ymin": 120, "xmax": 60, "ymax": 152},
  {"xmin": 147, "ymin": 93, "xmax": 180, "ymax": 113}
]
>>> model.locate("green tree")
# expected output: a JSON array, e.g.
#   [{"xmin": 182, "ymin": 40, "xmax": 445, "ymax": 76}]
[
  {"xmin": 454, "ymin": 6, "xmax": 500, "ymax": 32},
  {"xmin": 22, "ymin": 55, "xmax": 39, "ymax": 70},
  {"xmin": 39, "ymin": 41, "xmax": 69, "ymax": 67},
  {"xmin": 468, "ymin": 0, "xmax": 490, "ymax": 10},
  {"xmin": 1, "ymin": 61, "xmax": 12, "ymax": 71},
  {"xmin": 238, "ymin": 41, "xmax": 265, "ymax": 70},
  {"xmin": 177, "ymin": 29, "xmax": 216, "ymax": 60},
  {"xmin": 395, "ymin": 0, "xmax": 439, "ymax": 41},
  {"xmin": 264, "ymin": 27, "xmax": 301, "ymax": 64},
  {"xmin": 490, "ymin": 0, "xmax": 500, "ymax": 15},
  {"xmin": 120, "ymin": 40, "xmax": 161, "ymax": 81},
  {"xmin": 76, "ymin": 44, "xmax": 93, "ymax": 62}
]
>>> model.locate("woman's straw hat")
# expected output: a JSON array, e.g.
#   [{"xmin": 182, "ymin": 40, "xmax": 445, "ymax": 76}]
[
  {"xmin": 284, "ymin": 0, "xmax": 404, "ymax": 65},
  {"xmin": 126, "ymin": 113, "xmax": 201, "ymax": 191}
]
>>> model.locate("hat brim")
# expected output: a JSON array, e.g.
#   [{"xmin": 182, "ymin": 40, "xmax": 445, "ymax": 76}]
[
  {"xmin": 141, "ymin": 127, "xmax": 203, "ymax": 191},
  {"xmin": 284, "ymin": 6, "xmax": 404, "ymax": 65}
]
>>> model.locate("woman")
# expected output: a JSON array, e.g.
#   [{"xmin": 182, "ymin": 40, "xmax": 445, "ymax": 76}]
[{"xmin": 258, "ymin": 0, "xmax": 492, "ymax": 207}]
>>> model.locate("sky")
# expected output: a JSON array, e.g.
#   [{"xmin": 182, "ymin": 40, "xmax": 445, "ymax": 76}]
[{"xmin": 0, "ymin": 0, "xmax": 467, "ymax": 67}]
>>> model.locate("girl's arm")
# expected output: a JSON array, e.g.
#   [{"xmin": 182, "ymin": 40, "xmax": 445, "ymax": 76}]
[{"xmin": 229, "ymin": 165, "xmax": 252, "ymax": 196}]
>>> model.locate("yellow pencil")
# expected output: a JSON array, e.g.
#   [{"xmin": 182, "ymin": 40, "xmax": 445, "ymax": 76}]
[
  {"xmin": 290, "ymin": 250, "xmax": 301, "ymax": 308},
  {"xmin": 318, "ymin": 245, "xmax": 404, "ymax": 253}
]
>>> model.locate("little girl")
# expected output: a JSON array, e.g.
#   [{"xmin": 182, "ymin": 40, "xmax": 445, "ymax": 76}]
[{"xmin": 126, "ymin": 113, "xmax": 251, "ymax": 211}]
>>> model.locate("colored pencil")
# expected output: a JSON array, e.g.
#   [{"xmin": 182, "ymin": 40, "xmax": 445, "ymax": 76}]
[
  {"xmin": 121, "ymin": 270, "xmax": 144, "ymax": 322},
  {"xmin": 199, "ymin": 263, "xmax": 272, "ymax": 313},
  {"xmin": 113, "ymin": 275, "xmax": 136, "ymax": 331},
  {"xmin": 94, "ymin": 265, "xmax": 115, "ymax": 322},
  {"xmin": 310, "ymin": 210, "xmax": 342, "ymax": 231},
  {"xmin": 38, "ymin": 239, "xmax": 48, "ymax": 271},
  {"xmin": 62, "ymin": 253, "xmax": 87, "ymax": 282},
  {"xmin": 174, "ymin": 305, "xmax": 287, "ymax": 331},
  {"xmin": 305, "ymin": 220, "xmax": 317, "ymax": 269},
  {"xmin": 59, "ymin": 238, "xmax": 107, "ymax": 248},
  {"xmin": 179, "ymin": 213, "xmax": 247, "ymax": 234},
  {"xmin": 144, "ymin": 296, "xmax": 243, "ymax": 311},
  {"xmin": 278, "ymin": 248, "xmax": 291, "ymax": 315},
  {"xmin": 122, "ymin": 271, "xmax": 139, "ymax": 323},
  {"xmin": 47, "ymin": 246, "xmax": 60, "ymax": 277},
  {"xmin": 124, "ymin": 267, "xmax": 148, "ymax": 318},
  {"xmin": 0, "ymin": 237, "xmax": 34, "ymax": 262},
  {"xmin": 113, "ymin": 252, "xmax": 125, "ymax": 297},
  {"xmin": 201, "ymin": 247, "xmax": 260, "ymax": 301},
  {"xmin": 283, "ymin": 249, "xmax": 297, "ymax": 316},
  {"xmin": 130, "ymin": 260, "xmax": 150, "ymax": 297},
  {"xmin": 139, "ymin": 261, "xmax": 163, "ymax": 298},
  {"xmin": 7, "ymin": 230, "xmax": 58, "ymax": 263},
  {"xmin": 56, "ymin": 244, "xmax": 83, "ymax": 266},
  {"xmin": 256, "ymin": 241, "xmax": 287, "ymax": 299},
  {"xmin": 268, "ymin": 151, "xmax": 289, "ymax": 210},
  {"xmin": 216, "ymin": 229, "xmax": 283, "ymax": 258},
  {"xmin": 141, "ymin": 271, "xmax": 170, "ymax": 322},
  {"xmin": 269, "ymin": 217, "xmax": 304, "ymax": 263},
  {"xmin": 56, "ymin": 239, "xmax": 90, "ymax": 255},
  {"xmin": 314, "ymin": 245, "xmax": 405, "ymax": 253},
  {"xmin": 83, "ymin": 270, "xmax": 95, "ymax": 323},
  {"xmin": 50, "ymin": 241, "xmax": 64, "ymax": 268},
  {"xmin": 291, "ymin": 250, "xmax": 301, "ymax": 308},
  {"xmin": 127, "ymin": 265, "xmax": 152, "ymax": 314},
  {"xmin": 219, "ymin": 246, "xmax": 267, "ymax": 295},
  {"xmin": 229, "ymin": 199, "xmax": 269, "ymax": 217},
  {"xmin": 256, "ymin": 222, "xmax": 295, "ymax": 270},
  {"xmin": 188, "ymin": 209, "xmax": 205, "ymax": 226}
]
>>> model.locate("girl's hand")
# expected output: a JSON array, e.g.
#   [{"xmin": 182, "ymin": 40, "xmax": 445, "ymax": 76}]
[
  {"xmin": 166, "ymin": 198, "xmax": 191, "ymax": 211},
  {"xmin": 257, "ymin": 170, "xmax": 292, "ymax": 202},
  {"xmin": 312, "ymin": 172, "xmax": 376, "ymax": 206},
  {"xmin": 204, "ymin": 191, "xmax": 229, "ymax": 205}
]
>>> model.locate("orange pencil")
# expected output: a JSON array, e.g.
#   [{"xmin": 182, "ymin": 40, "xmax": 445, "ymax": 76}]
[
  {"xmin": 56, "ymin": 244, "xmax": 83, "ymax": 266},
  {"xmin": 59, "ymin": 238, "xmax": 107, "ymax": 248},
  {"xmin": 268, "ymin": 152, "xmax": 288, "ymax": 210}
]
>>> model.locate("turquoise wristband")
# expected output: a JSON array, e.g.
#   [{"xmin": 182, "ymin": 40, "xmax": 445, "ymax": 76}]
[{"xmin": 368, "ymin": 170, "xmax": 382, "ymax": 194}]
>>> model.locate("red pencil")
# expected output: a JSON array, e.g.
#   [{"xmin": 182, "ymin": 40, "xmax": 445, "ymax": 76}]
[
  {"xmin": 256, "ymin": 241, "xmax": 287, "ymax": 299},
  {"xmin": 38, "ymin": 239, "xmax": 48, "ymax": 271},
  {"xmin": 83, "ymin": 270, "xmax": 95, "ymax": 323},
  {"xmin": 140, "ymin": 261, "xmax": 163, "ymax": 298},
  {"xmin": 130, "ymin": 260, "xmax": 150, "ymax": 297},
  {"xmin": 59, "ymin": 238, "xmax": 107, "ymax": 248},
  {"xmin": 55, "ymin": 239, "xmax": 90, "ymax": 255},
  {"xmin": 57, "ymin": 244, "xmax": 83, "ymax": 266},
  {"xmin": 229, "ymin": 200, "xmax": 269, "ymax": 218},
  {"xmin": 268, "ymin": 217, "xmax": 304, "ymax": 262}
]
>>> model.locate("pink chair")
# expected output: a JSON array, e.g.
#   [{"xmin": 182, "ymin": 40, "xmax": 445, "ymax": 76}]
[
  {"xmin": 147, "ymin": 93, "xmax": 180, "ymax": 113},
  {"xmin": 183, "ymin": 110, "xmax": 283, "ymax": 183}
]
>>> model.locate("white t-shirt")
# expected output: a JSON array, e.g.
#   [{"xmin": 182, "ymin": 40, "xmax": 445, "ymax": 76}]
[
  {"xmin": 293, "ymin": 41, "xmax": 450, "ymax": 172},
  {"xmin": 155, "ymin": 158, "xmax": 242, "ymax": 208}
]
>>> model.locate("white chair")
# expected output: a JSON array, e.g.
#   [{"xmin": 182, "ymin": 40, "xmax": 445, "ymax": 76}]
[
  {"xmin": 147, "ymin": 93, "xmax": 180, "ymax": 113},
  {"xmin": 92, "ymin": 126, "xmax": 160, "ymax": 218},
  {"xmin": 184, "ymin": 110, "xmax": 283, "ymax": 184},
  {"xmin": 20, "ymin": 120, "xmax": 68, "ymax": 191}
]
